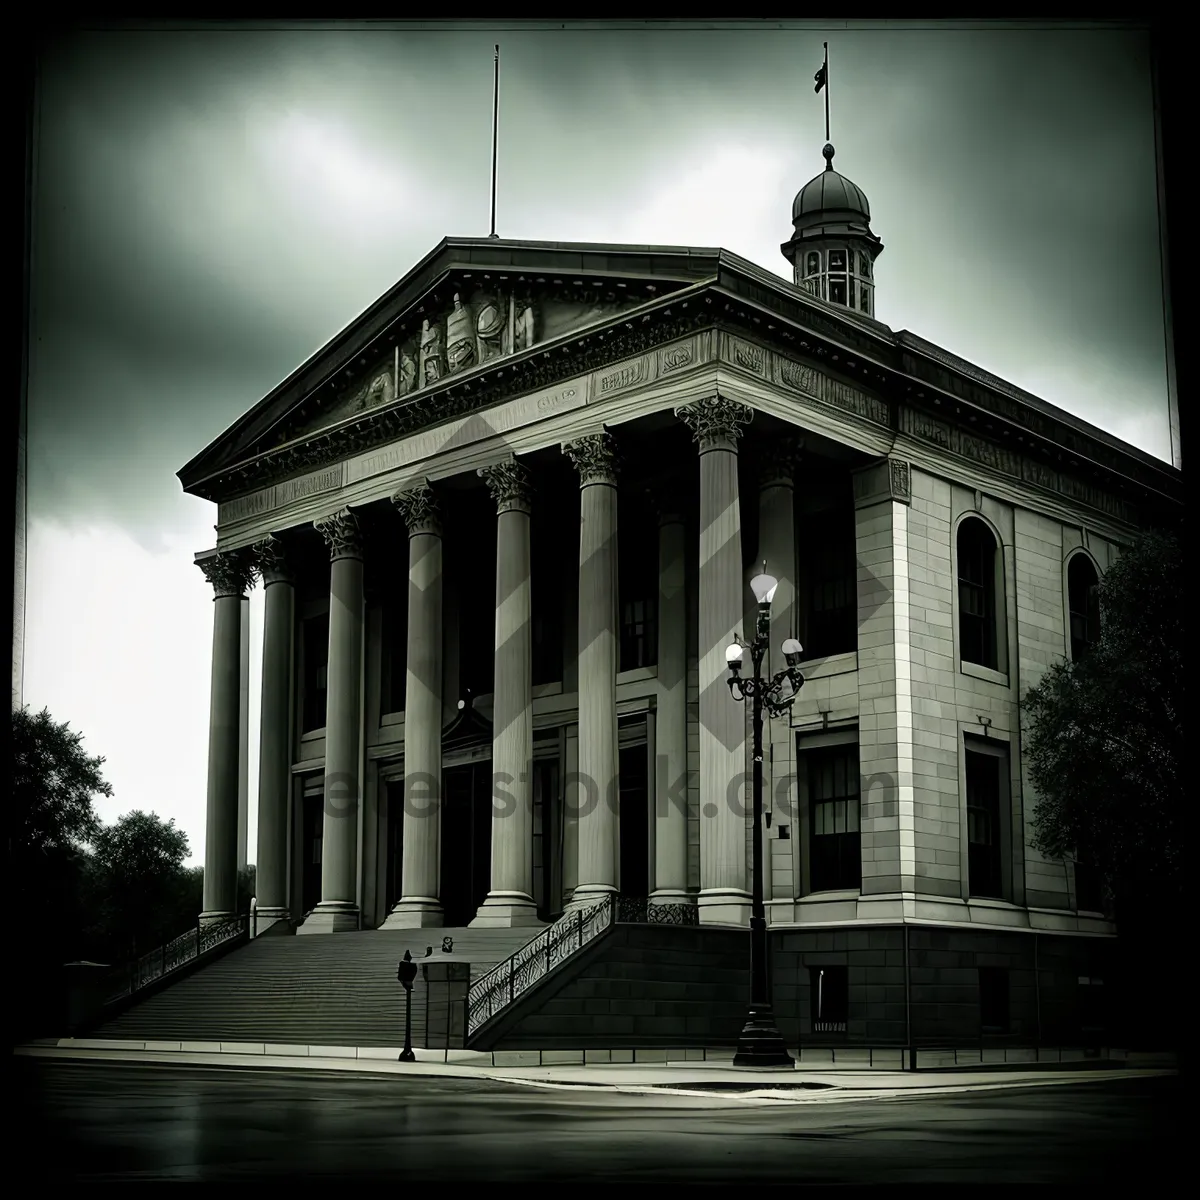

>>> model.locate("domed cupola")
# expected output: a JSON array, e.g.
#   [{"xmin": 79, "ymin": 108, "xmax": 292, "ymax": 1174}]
[{"xmin": 782, "ymin": 143, "xmax": 883, "ymax": 318}]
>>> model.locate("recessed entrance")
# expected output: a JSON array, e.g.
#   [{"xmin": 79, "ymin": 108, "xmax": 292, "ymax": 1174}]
[
  {"xmin": 618, "ymin": 742, "xmax": 650, "ymax": 897},
  {"xmin": 439, "ymin": 760, "xmax": 494, "ymax": 927},
  {"xmin": 301, "ymin": 789, "xmax": 324, "ymax": 915}
]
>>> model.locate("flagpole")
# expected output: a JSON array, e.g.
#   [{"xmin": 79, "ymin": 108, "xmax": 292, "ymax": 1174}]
[
  {"xmin": 489, "ymin": 44, "xmax": 500, "ymax": 239},
  {"xmin": 824, "ymin": 42, "xmax": 830, "ymax": 143}
]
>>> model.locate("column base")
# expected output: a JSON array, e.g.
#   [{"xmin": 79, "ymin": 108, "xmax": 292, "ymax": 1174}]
[
  {"xmin": 697, "ymin": 888, "xmax": 752, "ymax": 926},
  {"xmin": 198, "ymin": 910, "xmax": 237, "ymax": 927},
  {"xmin": 251, "ymin": 907, "xmax": 290, "ymax": 938},
  {"xmin": 379, "ymin": 899, "xmax": 445, "ymax": 930},
  {"xmin": 565, "ymin": 884, "xmax": 616, "ymax": 909},
  {"xmin": 469, "ymin": 892, "xmax": 543, "ymax": 928},
  {"xmin": 649, "ymin": 889, "xmax": 695, "ymax": 906},
  {"xmin": 732, "ymin": 1003, "xmax": 795, "ymax": 1070},
  {"xmin": 296, "ymin": 902, "xmax": 360, "ymax": 935}
]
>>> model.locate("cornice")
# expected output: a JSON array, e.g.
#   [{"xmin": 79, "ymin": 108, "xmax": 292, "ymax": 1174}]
[{"xmin": 192, "ymin": 271, "xmax": 1181, "ymax": 530}]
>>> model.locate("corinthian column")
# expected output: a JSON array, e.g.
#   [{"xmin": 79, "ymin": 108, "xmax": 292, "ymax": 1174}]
[
  {"xmin": 648, "ymin": 486, "xmax": 691, "ymax": 907},
  {"xmin": 382, "ymin": 481, "xmax": 445, "ymax": 929},
  {"xmin": 676, "ymin": 395, "xmax": 754, "ymax": 926},
  {"xmin": 197, "ymin": 549, "xmax": 257, "ymax": 925},
  {"xmin": 298, "ymin": 508, "xmax": 364, "ymax": 935},
  {"xmin": 562, "ymin": 430, "xmax": 620, "ymax": 909},
  {"xmin": 755, "ymin": 439, "xmax": 803, "ymax": 906},
  {"xmin": 251, "ymin": 535, "xmax": 294, "ymax": 933},
  {"xmin": 470, "ymin": 459, "xmax": 541, "ymax": 927}
]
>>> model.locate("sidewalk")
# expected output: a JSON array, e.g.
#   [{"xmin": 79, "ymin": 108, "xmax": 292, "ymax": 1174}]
[{"xmin": 15, "ymin": 1038, "xmax": 1178, "ymax": 1104}]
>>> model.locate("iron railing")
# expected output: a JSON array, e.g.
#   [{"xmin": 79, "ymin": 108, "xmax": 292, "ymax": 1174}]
[
  {"xmin": 103, "ymin": 914, "xmax": 249, "ymax": 1006},
  {"xmin": 465, "ymin": 894, "xmax": 698, "ymax": 1038}
]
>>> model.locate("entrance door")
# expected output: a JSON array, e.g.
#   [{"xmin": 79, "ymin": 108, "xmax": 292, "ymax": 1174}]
[
  {"xmin": 532, "ymin": 758, "xmax": 561, "ymax": 921},
  {"xmin": 439, "ymin": 761, "xmax": 493, "ymax": 927},
  {"xmin": 301, "ymin": 791, "xmax": 324, "ymax": 915},
  {"xmin": 618, "ymin": 743, "xmax": 650, "ymax": 898},
  {"xmin": 384, "ymin": 780, "xmax": 404, "ymax": 914}
]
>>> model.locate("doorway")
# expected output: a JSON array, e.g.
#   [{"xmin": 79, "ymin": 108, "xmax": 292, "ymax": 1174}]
[
  {"xmin": 532, "ymin": 758, "xmax": 562, "ymax": 921},
  {"xmin": 384, "ymin": 779, "xmax": 404, "ymax": 914},
  {"xmin": 439, "ymin": 760, "xmax": 493, "ymax": 927},
  {"xmin": 301, "ymin": 790, "xmax": 324, "ymax": 915},
  {"xmin": 618, "ymin": 743, "xmax": 650, "ymax": 897}
]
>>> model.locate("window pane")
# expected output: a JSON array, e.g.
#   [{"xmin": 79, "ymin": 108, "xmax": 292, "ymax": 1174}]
[
  {"xmin": 858, "ymin": 253, "xmax": 870, "ymax": 277},
  {"xmin": 806, "ymin": 251, "xmax": 820, "ymax": 276},
  {"xmin": 829, "ymin": 249, "xmax": 846, "ymax": 271},
  {"xmin": 829, "ymin": 279, "xmax": 847, "ymax": 305},
  {"xmin": 859, "ymin": 285, "xmax": 870, "ymax": 314},
  {"xmin": 846, "ymin": 797, "xmax": 859, "ymax": 834}
]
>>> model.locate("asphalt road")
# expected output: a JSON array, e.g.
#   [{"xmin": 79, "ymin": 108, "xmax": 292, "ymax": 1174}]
[{"xmin": 13, "ymin": 1059, "xmax": 1182, "ymax": 1183}]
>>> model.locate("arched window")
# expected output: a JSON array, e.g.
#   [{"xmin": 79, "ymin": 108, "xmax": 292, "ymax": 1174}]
[
  {"xmin": 957, "ymin": 518, "xmax": 1000, "ymax": 671},
  {"xmin": 1067, "ymin": 554, "xmax": 1101, "ymax": 662}
]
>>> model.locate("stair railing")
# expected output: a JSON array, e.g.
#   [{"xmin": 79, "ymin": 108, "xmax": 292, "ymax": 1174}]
[
  {"xmin": 465, "ymin": 895, "xmax": 698, "ymax": 1038},
  {"xmin": 103, "ymin": 914, "xmax": 249, "ymax": 1006}
]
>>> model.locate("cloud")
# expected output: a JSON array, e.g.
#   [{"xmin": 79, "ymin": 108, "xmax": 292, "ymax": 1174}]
[{"xmin": 23, "ymin": 511, "xmax": 264, "ymax": 868}]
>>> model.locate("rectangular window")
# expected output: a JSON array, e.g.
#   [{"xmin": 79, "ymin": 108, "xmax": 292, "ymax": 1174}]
[
  {"xmin": 385, "ymin": 590, "xmax": 408, "ymax": 715},
  {"xmin": 810, "ymin": 966, "xmax": 849, "ymax": 1033},
  {"xmin": 979, "ymin": 967, "xmax": 1010, "ymax": 1033},
  {"xmin": 302, "ymin": 613, "xmax": 330, "ymax": 733},
  {"xmin": 809, "ymin": 747, "xmax": 861, "ymax": 892},
  {"xmin": 619, "ymin": 495, "xmax": 659, "ymax": 672},
  {"xmin": 828, "ymin": 278, "xmax": 847, "ymax": 306},
  {"xmin": 965, "ymin": 747, "xmax": 1004, "ymax": 900},
  {"xmin": 805, "ymin": 503, "xmax": 857, "ymax": 659}
]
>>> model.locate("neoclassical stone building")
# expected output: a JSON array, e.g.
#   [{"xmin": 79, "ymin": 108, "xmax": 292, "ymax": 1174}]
[{"xmin": 179, "ymin": 145, "xmax": 1181, "ymax": 1046}]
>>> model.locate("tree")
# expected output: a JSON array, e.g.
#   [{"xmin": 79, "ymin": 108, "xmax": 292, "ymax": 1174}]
[
  {"xmin": 90, "ymin": 810, "xmax": 191, "ymax": 958},
  {"xmin": 11, "ymin": 707, "xmax": 109, "ymax": 956},
  {"xmin": 1023, "ymin": 530, "xmax": 1184, "ymax": 915}
]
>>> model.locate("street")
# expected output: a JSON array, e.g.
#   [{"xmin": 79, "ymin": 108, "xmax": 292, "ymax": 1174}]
[{"xmin": 14, "ymin": 1059, "xmax": 1182, "ymax": 1182}]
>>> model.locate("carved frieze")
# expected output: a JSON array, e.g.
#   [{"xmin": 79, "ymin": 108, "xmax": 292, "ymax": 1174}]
[
  {"xmin": 676, "ymin": 395, "xmax": 754, "ymax": 451},
  {"xmin": 314, "ymin": 507, "xmax": 363, "ymax": 560},
  {"xmin": 659, "ymin": 343, "xmax": 694, "ymax": 373},
  {"xmin": 726, "ymin": 335, "xmax": 768, "ymax": 378},
  {"xmin": 479, "ymin": 458, "xmax": 534, "ymax": 515},
  {"xmin": 563, "ymin": 430, "xmax": 620, "ymax": 487},
  {"xmin": 198, "ymin": 550, "xmax": 257, "ymax": 598},
  {"xmin": 772, "ymin": 353, "xmax": 890, "ymax": 426},
  {"xmin": 252, "ymin": 534, "xmax": 294, "ymax": 586},
  {"xmin": 392, "ymin": 480, "xmax": 442, "ymax": 537},
  {"xmin": 597, "ymin": 359, "xmax": 647, "ymax": 396},
  {"xmin": 889, "ymin": 459, "xmax": 911, "ymax": 503}
]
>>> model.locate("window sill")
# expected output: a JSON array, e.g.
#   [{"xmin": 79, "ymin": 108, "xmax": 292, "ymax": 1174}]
[
  {"xmin": 300, "ymin": 728, "xmax": 326, "ymax": 742},
  {"xmin": 966, "ymin": 896, "xmax": 1019, "ymax": 910},
  {"xmin": 796, "ymin": 651, "xmax": 858, "ymax": 680},
  {"xmin": 618, "ymin": 665, "xmax": 658, "ymax": 685},
  {"xmin": 960, "ymin": 661, "xmax": 1009, "ymax": 688},
  {"xmin": 381, "ymin": 711, "xmax": 404, "ymax": 727}
]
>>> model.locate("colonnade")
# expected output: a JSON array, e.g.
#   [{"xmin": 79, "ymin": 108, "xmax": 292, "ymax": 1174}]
[{"xmin": 196, "ymin": 395, "xmax": 802, "ymax": 931}]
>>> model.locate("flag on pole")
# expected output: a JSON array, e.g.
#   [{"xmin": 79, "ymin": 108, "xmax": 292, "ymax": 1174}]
[{"xmin": 814, "ymin": 61, "xmax": 827, "ymax": 94}]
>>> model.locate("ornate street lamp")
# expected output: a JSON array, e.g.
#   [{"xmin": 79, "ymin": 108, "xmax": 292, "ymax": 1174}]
[
  {"xmin": 397, "ymin": 949, "xmax": 418, "ymax": 1062},
  {"xmin": 727, "ymin": 562, "xmax": 806, "ymax": 1068}
]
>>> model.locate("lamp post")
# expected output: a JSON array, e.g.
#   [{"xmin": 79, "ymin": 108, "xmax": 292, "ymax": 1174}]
[
  {"xmin": 726, "ymin": 562, "xmax": 806, "ymax": 1069},
  {"xmin": 397, "ymin": 949, "xmax": 417, "ymax": 1062}
]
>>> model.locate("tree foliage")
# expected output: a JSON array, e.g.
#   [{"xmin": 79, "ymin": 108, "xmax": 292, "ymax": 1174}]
[{"xmin": 1023, "ymin": 530, "xmax": 1184, "ymax": 917}]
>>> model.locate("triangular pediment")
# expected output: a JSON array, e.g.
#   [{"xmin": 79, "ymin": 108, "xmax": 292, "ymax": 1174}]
[
  {"xmin": 442, "ymin": 702, "xmax": 492, "ymax": 753},
  {"xmin": 178, "ymin": 238, "xmax": 725, "ymax": 495}
]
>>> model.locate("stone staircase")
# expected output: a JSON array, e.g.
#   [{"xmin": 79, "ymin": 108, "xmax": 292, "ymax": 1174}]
[{"xmin": 91, "ymin": 927, "xmax": 538, "ymax": 1048}]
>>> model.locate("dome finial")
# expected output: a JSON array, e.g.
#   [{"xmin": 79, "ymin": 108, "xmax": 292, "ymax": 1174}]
[{"xmin": 823, "ymin": 142, "xmax": 835, "ymax": 171}]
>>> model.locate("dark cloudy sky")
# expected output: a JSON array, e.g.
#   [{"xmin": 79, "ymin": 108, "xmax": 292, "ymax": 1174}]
[{"xmin": 24, "ymin": 20, "xmax": 1170, "ymax": 862}]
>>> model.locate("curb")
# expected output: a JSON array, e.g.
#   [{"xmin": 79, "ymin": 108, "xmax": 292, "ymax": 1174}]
[{"xmin": 14, "ymin": 1043, "xmax": 1178, "ymax": 1107}]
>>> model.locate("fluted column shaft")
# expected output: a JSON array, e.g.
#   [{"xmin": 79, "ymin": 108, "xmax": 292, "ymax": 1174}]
[
  {"xmin": 299, "ymin": 508, "xmax": 364, "ymax": 935},
  {"xmin": 198, "ymin": 551, "xmax": 256, "ymax": 924},
  {"xmin": 384, "ymin": 482, "xmax": 445, "ymax": 929},
  {"xmin": 677, "ymin": 396, "xmax": 754, "ymax": 926},
  {"xmin": 563, "ymin": 431, "xmax": 620, "ymax": 907},
  {"xmin": 471, "ymin": 460, "xmax": 540, "ymax": 927},
  {"xmin": 252, "ymin": 537, "xmax": 294, "ymax": 927},
  {"xmin": 651, "ymin": 502, "xmax": 690, "ymax": 905},
  {"xmin": 756, "ymin": 440, "xmax": 802, "ymax": 908}
]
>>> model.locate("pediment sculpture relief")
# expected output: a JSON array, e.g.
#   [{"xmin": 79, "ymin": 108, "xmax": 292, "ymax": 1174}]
[{"xmin": 287, "ymin": 284, "xmax": 645, "ymax": 443}]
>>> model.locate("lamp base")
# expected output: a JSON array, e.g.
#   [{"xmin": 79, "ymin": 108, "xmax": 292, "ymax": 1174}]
[
  {"xmin": 732, "ymin": 1004, "xmax": 795, "ymax": 1069},
  {"xmin": 398, "ymin": 1048, "xmax": 416, "ymax": 1063}
]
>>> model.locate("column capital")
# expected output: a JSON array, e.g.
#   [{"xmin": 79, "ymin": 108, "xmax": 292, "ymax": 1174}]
[
  {"xmin": 197, "ymin": 549, "xmax": 257, "ymax": 599},
  {"xmin": 392, "ymin": 479, "xmax": 442, "ymax": 537},
  {"xmin": 478, "ymin": 458, "xmax": 534, "ymax": 515},
  {"xmin": 563, "ymin": 429, "xmax": 620, "ymax": 487},
  {"xmin": 314, "ymin": 507, "xmax": 363, "ymax": 561},
  {"xmin": 758, "ymin": 436, "xmax": 805, "ymax": 489},
  {"xmin": 252, "ymin": 534, "xmax": 295, "ymax": 586},
  {"xmin": 644, "ymin": 483, "xmax": 686, "ymax": 527},
  {"xmin": 675, "ymin": 395, "xmax": 754, "ymax": 452}
]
